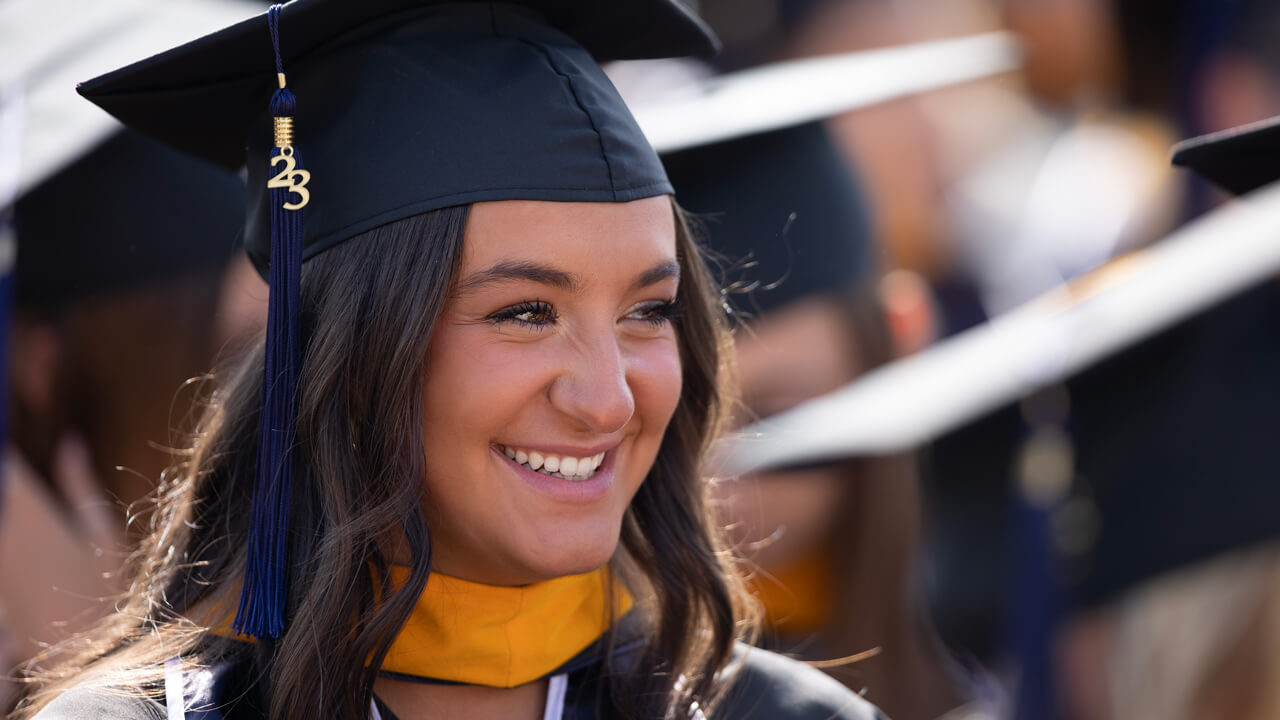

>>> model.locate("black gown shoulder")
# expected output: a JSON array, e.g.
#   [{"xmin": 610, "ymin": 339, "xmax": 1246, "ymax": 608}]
[
  {"xmin": 32, "ymin": 641, "xmax": 886, "ymax": 720},
  {"xmin": 547, "ymin": 638, "xmax": 885, "ymax": 720},
  {"xmin": 716, "ymin": 643, "xmax": 887, "ymax": 720}
]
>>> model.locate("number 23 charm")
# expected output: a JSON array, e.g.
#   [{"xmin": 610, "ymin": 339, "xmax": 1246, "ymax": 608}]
[{"xmin": 268, "ymin": 145, "xmax": 311, "ymax": 210}]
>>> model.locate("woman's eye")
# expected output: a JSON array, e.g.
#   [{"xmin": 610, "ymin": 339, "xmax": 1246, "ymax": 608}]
[
  {"xmin": 487, "ymin": 300, "xmax": 558, "ymax": 328},
  {"xmin": 626, "ymin": 299, "xmax": 683, "ymax": 328}
]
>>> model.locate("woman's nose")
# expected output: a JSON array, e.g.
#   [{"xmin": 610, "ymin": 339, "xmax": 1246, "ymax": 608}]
[{"xmin": 549, "ymin": 332, "xmax": 636, "ymax": 435}]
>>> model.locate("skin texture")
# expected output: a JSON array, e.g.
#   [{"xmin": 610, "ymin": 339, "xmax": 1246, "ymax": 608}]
[{"xmin": 419, "ymin": 197, "xmax": 683, "ymax": 587}]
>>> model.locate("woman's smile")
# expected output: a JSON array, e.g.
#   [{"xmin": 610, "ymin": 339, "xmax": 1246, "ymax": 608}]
[
  {"xmin": 493, "ymin": 443, "xmax": 616, "ymax": 503},
  {"xmin": 495, "ymin": 444, "xmax": 608, "ymax": 481}
]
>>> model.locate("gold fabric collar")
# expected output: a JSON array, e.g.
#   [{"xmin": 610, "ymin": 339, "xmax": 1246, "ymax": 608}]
[{"xmin": 380, "ymin": 567, "xmax": 632, "ymax": 688}]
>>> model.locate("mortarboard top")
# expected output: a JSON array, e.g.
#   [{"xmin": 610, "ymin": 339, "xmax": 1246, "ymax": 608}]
[{"xmin": 2, "ymin": 0, "xmax": 253, "ymax": 310}]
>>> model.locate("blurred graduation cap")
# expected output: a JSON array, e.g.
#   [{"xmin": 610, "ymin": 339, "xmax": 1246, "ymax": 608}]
[
  {"xmin": 662, "ymin": 120, "xmax": 874, "ymax": 315},
  {"xmin": 2, "ymin": 0, "xmax": 253, "ymax": 311},
  {"xmin": 717, "ymin": 118, "xmax": 1280, "ymax": 709},
  {"xmin": 610, "ymin": 32, "xmax": 1021, "ymax": 314},
  {"xmin": 75, "ymin": 0, "xmax": 718, "ymax": 639},
  {"xmin": 717, "ymin": 181, "xmax": 1280, "ymax": 472},
  {"xmin": 0, "ymin": 0, "xmax": 251, "ymax": 524},
  {"xmin": 710, "ymin": 115, "xmax": 1280, "ymax": 719},
  {"xmin": 631, "ymin": 32, "xmax": 1021, "ymax": 155},
  {"xmin": 1171, "ymin": 115, "xmax": 1280, "ymax": 196},
  {"xmin": 723, "ymin": 181, "xmax": 1280, "ymax": 576}
]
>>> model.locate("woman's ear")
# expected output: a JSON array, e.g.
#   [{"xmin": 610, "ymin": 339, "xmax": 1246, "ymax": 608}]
[{"xmin": 878, "ymin": 269, "xmax": 935, "ymax": 359}]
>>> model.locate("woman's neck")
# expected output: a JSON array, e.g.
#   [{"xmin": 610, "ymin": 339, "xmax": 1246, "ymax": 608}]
[{"xmin": 374, "ymin": 676, "xmax": 549, "ymax": 720}]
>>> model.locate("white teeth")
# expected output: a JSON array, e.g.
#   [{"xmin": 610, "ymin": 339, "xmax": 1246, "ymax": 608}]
[{"xmin": 499, "ymin": 445, "xmax": 606, "ymax": 480}]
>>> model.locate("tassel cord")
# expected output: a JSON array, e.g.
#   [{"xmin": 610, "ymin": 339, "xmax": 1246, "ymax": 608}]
[{"xmin": 234, "ymin": 3, "xmax": 306, "ymax": 639}]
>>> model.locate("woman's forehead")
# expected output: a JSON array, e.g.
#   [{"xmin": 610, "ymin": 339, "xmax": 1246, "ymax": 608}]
[{"xmin": 459, "ymin": 198, "xmax": 678, "ymax": 276}]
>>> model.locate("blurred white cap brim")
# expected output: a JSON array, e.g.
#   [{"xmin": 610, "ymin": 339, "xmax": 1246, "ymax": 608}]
[
  {"xmin": 0, "ymin": 0, "xmax": 259, "ymax": 200},
  {"xmin": 617, "ymin": 32, "xmax": 1021, "ymax": 154},
  {"xmin": 717, "ymin": 182, "xmax": 1280, "ymax": 474}
]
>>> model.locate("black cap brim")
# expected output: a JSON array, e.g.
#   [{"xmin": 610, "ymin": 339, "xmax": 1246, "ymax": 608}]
[{"xmin": 1171, "ymin": 115, "xmax": 1280, "ymax": 195}]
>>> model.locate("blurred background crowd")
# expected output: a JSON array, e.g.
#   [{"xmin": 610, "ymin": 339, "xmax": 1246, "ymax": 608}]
[{"xmin": 4, "ymin": 0, "xmax": 1280, "ymax": 718}]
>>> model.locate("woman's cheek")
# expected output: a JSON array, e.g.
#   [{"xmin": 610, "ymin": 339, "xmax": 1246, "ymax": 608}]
[
  {"xmin": 456, "ymin": 333, "xmax": 561, "ymax": 391},
  {"xmin": 631, "ymin": 337, "xmax": 683, "ymax": 425}
]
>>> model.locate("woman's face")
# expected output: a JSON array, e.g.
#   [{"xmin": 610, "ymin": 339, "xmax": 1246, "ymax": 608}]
[{"xmin": 421, "ymin": 196, "xmax": 683, "ymax": 585}]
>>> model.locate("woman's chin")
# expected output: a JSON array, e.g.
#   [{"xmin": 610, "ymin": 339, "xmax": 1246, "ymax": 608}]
[
  {"xmin": 434, "ymin": 532, "xmax": 620, "ymax": 586},
  {"xmin": 514, "ymin": 539, "xmax": 619, "ymax": 584}
]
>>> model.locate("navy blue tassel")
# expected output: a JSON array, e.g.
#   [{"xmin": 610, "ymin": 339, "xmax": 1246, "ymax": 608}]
[{"xmin": 234, "ymin": 4, "xmax": 309, "ymax": 639}]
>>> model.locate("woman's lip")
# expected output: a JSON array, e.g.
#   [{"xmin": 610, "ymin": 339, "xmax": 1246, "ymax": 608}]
[
  {"xmin": 492, "ymin": 445, "xmax": 615, "ymax": 504},
  {"xmin": 493, "ymin": 441, "xmax": 616, "ymax": 458}
]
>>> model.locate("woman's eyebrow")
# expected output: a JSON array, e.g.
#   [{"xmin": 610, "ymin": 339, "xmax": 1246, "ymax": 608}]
[
  {"xmin": 454, "ymin": 260, "xmax": 580, "ymax": 295},
  {"xmin": 455, "ymin": 259, "xmax": 679, "ymax": 296},
  {"xmin": 631, "ymin": 260, "xmax": 680, "ymax": 291}
]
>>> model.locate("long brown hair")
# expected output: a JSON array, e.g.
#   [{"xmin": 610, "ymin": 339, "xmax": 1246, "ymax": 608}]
[{"xmin": 14, "ymin": 201, "xmax": 750, "ymax": 719}]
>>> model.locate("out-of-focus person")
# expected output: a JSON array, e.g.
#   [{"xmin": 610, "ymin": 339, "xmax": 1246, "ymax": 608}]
[
  {"xmin": 10, "ymin": 128, "xmax": 247, "ymax": 515},
  {"xmin": 0, "ymin": 0, "xmax": 253, "ymax": 701},
  {"xmin": 771, "ymin": 0, "xmax": 1184, "ymax": 331},
  {"xmin": 1050, "ymin": 278, "xmax": 1280, "ymax": 720},
  {"xmin": 1051, "ymin": 6, "xmax": 1280, "ymax": 716},
  {"xmin": 3, "ymin": 127, "xmax": 246, "ymax": 662},
  {"xmin": 714, "ymin": 111, "xmax": 1280, "ymax": 717},
  {"xmin": 662, "ymin": 120, "xmax": 965, "ymax": 720},
  {"xmin": 817, "ymin": 0, "xmax": 1246, "ymax": 700}
]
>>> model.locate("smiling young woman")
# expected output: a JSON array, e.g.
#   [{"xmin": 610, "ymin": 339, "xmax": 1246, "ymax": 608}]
[
  {"xmin": 419, "ymin": 198, "xmax": 684, "ymax": 587},
  {"xmin": 13, "ymin": 2, "xmax": 886, "ymax": 719}
]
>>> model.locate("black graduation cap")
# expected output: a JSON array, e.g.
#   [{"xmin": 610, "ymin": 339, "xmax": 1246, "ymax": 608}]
[
  {"xmin": 662, "ymin": 121, "xmax": 874, "ymax": 315},
  {"xmin": 15, "ymin": 129, "xmax": 245, "ymax": 311},
  {"xmin": 1171, "ymin": 115, "xmax": 1280, "ymax": 196},
  {"xmin": 78, "ymin": 0, "xmax": 717, "ymax": 269},
  {"xmin": 77, "ymin": 0, "xmax": 717, "ymax": 639},
  {"xmin": 1052, "ymin": 115, "xmax": 1280, "ymax": 607},
  {"xmin": 1064, "ymin": 279, "xmax": 1280, "ymax": 607}
]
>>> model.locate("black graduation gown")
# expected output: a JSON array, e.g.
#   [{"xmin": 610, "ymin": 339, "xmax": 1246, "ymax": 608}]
[{"xmin": 33, "ymin": 639, "xmax": 887, "ymax": 720}]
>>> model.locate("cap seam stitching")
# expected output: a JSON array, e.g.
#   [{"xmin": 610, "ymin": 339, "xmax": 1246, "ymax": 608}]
[{"xmin": 495, "ymin": 36, "xmax": 617, "ymax": 199}]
